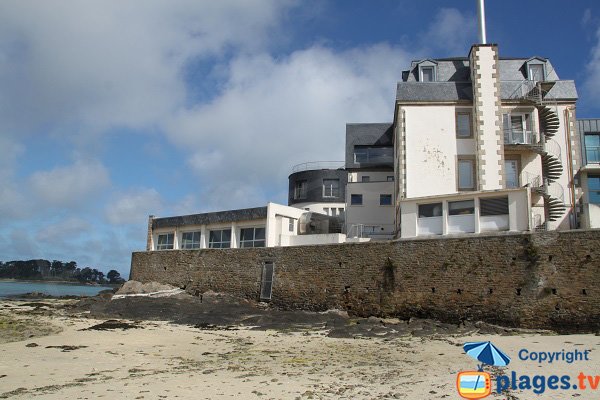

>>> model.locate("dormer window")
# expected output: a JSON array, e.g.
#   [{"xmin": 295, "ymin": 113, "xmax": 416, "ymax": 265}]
[
  {"xmin": 417, "ymin": 60, "xmax": 437, "ymax": 82},
  {"xmin": 421, "ymin": 66, "xmax": 434, "ymax": 82},
  {"xmin": 525, "ymin": 58, "xmax": 546, "ymax": 82}
]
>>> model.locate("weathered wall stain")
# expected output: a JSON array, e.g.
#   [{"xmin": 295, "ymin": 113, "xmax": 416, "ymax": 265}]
[{"xmin": 130, "ymin": 230, "xmax": 600, "ymax": 332}]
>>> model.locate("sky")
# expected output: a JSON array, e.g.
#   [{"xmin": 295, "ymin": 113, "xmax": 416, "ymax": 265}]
[{"xmin": 0, "ymin": 0, "xmax": 599, "ymax": 276}]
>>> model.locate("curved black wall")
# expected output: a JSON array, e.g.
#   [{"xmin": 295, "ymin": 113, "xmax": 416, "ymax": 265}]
[{"xmin": 288, "ymin": 169, "xmax": 347, "ymax": 206}]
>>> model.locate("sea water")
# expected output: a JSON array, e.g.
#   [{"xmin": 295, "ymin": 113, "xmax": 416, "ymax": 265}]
[{"xmin": 0, "ymin": 280, "xmax": 113, "ymax": 298}]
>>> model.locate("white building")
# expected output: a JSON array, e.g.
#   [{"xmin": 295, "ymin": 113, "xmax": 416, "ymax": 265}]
[{"xmin": 146, "ymin": 202, "xmax": 346, "ymax": 251}]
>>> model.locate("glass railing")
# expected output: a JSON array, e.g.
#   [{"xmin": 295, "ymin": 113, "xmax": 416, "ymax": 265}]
[{"xmin": 504, "ymin": 130, "xmax": 539, "ymax": 145}]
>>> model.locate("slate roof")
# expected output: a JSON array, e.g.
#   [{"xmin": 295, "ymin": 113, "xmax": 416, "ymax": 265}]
[
  {"xmin": 345, "ymin": 123, "xmax": 393, "ymax": 169},
  {"xmin": 153, "ymin": 206, "xmax": 268, "ymax": 229},
  {"xmin": 397, "ymin": 57, "xmax": 577, "ymax": 102}
]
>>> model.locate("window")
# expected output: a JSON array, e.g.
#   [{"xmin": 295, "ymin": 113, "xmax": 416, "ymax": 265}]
[
  {"xmin": 361, "ymin": 176, "xmax": 370, "ymax": 182},
  {"xmin": 350, "ymin": 194, "xmax": 363, "ymax": 205},
  {"xmin": 156, "ymin": 233, "xmax": 174, "ymax": 250},
  {"xmin": 449, "ymin": 200, "xmax": 474, "ymax": 215},
  {"xmin": 209, "ymin": 229, "xmax": 231, "ymax": 248},
  {"xmin": 181, "ymin": 231, "xmax": 201, "ymax": 249},
  {"xmin": 338, "ymin": 208, "xmax": 345, "ymax": 217},
  {"xmin": 585, "ymin": 134, "xmax": 600, "ymax": 163},
  {"xmin": 480, "ymin": 197, "xmax": 509, "ymax": 216},
  {"xmin": 288, "ymin": 218, "xmax": 294, "ymax": 232},
  {"xmin": 331, "ymin": 208, "xmax": 337, "ymax": 216},
  {"xmin": 380, "ymin": 194, "xmax": 392, "ymax": 206},
  {"xmin": 457, "ymin": 157, "xmax": 476, "ymax": 191},
  {"xmin": 387, "ymin": 176, "xmax": 394, "ymax": 182},
  {"xmin": 239, "ymin": 227, "xmax": 265, "ymax": 248},
  {"xmin": 323, "ymin": 179, "xmax": 340, "ymax": 198},
  {"xmin": 323, "ymin": 207, "xmax": 329, "ymax": 215},
  {"xmin": 589, "ymin": 176, "xmax": 600, "ymax": 204},
  {"xmin": 418, "ymin": 203, "xmax": 442, "ymax": 218},
  {"xmin": 294, "ymin": 180, "xmax": 307, "ymax": 199},
  {"xmin": 528, "ymin": 64, "xmax": 544, "ymax": 81},
  {"xmin": 505, "ymin": 159, "xmax": 519, "ymax": 188},
  {"xmin": 353, "ymin": 146, "xmax": 394, "ymax": 164},
  {"xmin": 503, "ymin": 113, "xmax": 533, "ymax": 144},
  {"xmin": 421, "ymin": 66, "xmax": 434, "ymax": 82},
  {"xmin": 456, "ymin": 112, "xmax": 472, "ymax": 138}
]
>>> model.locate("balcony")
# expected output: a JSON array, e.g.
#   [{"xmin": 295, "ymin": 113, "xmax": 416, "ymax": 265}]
[{"xmin": 503, "ymin": 130, "xmax": 540, "ymax": 147}]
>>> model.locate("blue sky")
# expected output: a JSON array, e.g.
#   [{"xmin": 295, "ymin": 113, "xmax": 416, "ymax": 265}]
[{"xmin": 0, "ymin": 0, "xmax": 598, "ymax": 276}]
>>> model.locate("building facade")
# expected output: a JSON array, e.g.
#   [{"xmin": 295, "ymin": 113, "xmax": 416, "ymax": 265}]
[{"xmin": 578, "ymin": 119, "xmax": 600, "ymax": 229}]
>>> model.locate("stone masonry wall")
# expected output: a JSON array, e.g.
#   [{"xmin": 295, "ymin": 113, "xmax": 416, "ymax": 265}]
[{"xmin": 130, "ymin": 230, "xmax": 600, "ymax": 332}]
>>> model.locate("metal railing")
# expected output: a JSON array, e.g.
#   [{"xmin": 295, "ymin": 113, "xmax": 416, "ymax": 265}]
[
  {"xmin": 347, "ymin": 224, "xmax": 365, "ymax": 238},
  {"xmin": 545, "ymin": 139, "xmax": 562, "ymax": 160},
  {"xmin": 547, "ymin": 182, "xmax": 565, "ymax": 203},
  {"xmin": 522, "ymin": 172, "xmax": 542, "ymax": 188},
  {"xmin": 291, "ymin": 161, "xmax": 345, "ymax": 173},
  {"xmin": 503, "ymin": 130, "xmax": 540, "ymax": 145}
]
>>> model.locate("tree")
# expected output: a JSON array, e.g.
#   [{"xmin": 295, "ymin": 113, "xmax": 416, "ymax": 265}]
[{"xmin": 107, "ymin": 269, "xmax": 124, "ymax": 284}]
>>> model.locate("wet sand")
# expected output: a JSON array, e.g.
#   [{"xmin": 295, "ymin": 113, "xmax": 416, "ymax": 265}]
[{"xmin": 0, "ymin": 297, "xmax": 599, "ymax": 399}]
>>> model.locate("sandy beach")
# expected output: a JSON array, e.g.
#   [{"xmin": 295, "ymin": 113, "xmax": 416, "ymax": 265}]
[{"xmin": 0, "ymin": 296, "xmax": 599, "ymax": 399}]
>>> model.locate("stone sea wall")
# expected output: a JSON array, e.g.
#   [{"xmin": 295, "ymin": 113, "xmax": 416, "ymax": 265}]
[{"xmin": 130, "ymin": 230, "xmax": 600, "ymax": 332}]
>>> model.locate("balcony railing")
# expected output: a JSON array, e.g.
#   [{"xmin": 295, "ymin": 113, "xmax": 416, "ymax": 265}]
[
  {"xmin": 504, "ymin": 130, "xmax": 539, "ymax": 146},
  {"xmin": 291, "ymin": 161, "xmax": 345, "ymax": 173}
]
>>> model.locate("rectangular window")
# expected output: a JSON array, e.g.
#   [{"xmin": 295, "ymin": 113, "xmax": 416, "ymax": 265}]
[
  {"xmin": 209, "ymin": 229, "xmax": 231, "ymax": 249},
  {"xmin": 387, "ymin": 176, "xmax": 394, "ymax": 181},
  {"xmin": 294, "ymin": 180, "xmax": 307, "ymax": 199},
  {"xmin": 361, "ymin": 176, "xmax": 370, "ymax": 182},
  {"xmin": 380, "ymin": 194, "xmax": 392, "ymax": 206},
  {"xmin": 456, "ymin": 112, "xmax": 472, "ymax": 138},
  {"xmin": 331, "ymin": 208, "xmax": 337, "ymax": 216},
  {"xmin": 350, "ymin": 194, "xmax": 363, "ymax": 205},
  {"xmin": 156, "ymin": 233, "xmax": 174, "ymax": 250},
  {"xmin": 239, "ymin": 227, "xmax": 266, "ymax": 248},
  {"xmin": 418, "ymin": 203, "xmax": 443, "ymax": 218},
  {"xmin": 480, "ymin": 197, "xmax": 509, "ymax": 216},
  {"xmin": 589, "ymin": 176, "xmax": 600, "ymax": 204},
  {"xmin": 585, "ymin": 134, "xmax": 600, "ymax": 163},
  {"xmin": 323, "ymin": 179, "xmax": 340, "ymax": 198},
  {"xmin": 457, "ymin": 157, "xmax": 475, "ymax": 191},
  {"xmin": 288, "ymin": 218, "xmax": 294, "ymax": 232},
  {"xmin": 338, "ymin": 208, "xmax": 345, "ymax": 217},
  {"xmin": 503, "ymin": 113, "xmax": 533, "ymax": 144},
  {"xmin": 528, "ymin": 64, "xmax": 544, "ymax": 81},
  {"xmin": 260, "ymin": 262, "xmax": 274, "ymax": 301},
  {"xmin": 323, "ymin": 207, "xmax": 329, "ymax": 215},
  {"xmin": 448, "ymin": 200, "xmax": 474, "ymax": 215},
  {"xmin": 181, "ymin": 231, "xmax": 201, "ymax": 249},
  {"xmin": 353, "ymin": 146, "xmax": 394, "ymax": 164},
  {"xmin": 505, "ymin": 159, "xmax": 520, "ymax": 188},
  {"xmin": 421, "ymin": 66, "xmax": 434, "ymax": 82}
]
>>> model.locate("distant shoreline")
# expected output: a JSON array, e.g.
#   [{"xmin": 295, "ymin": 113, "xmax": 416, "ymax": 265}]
[{"xmin": 0, "ymin": 278, "xmax": 118, "ymax": 288}]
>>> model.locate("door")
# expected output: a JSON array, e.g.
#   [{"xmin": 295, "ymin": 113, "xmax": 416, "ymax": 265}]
[{"xmin": 505, "ymin": 159, "xmax": 519, "ymax": 188}]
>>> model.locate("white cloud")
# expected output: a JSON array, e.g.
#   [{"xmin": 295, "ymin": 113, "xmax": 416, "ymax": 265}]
[
  {"xmin": 36, "ymin": 217, "xmax": 91, "ymax": 244},
  {"xmin": 584, "ymin": 26, "xmax": 600, "ymax": 104},
  {"xmin": 105, "ymin": 188, "xmax": 163, "ymax": 225},
  {"xmin": 29, "ymin": 160, "xmax": 110, "ymax": 208},
  {"xmin": 421, "ymin": 8, "xmax": 477, "ymax": 55},
  {"xmin": 0, "ymin": 0, "xmax": 297, "ymax": 136},
  {"xmin": 164, "ymin": 43, "xmax": 413, "ymax": 209}
]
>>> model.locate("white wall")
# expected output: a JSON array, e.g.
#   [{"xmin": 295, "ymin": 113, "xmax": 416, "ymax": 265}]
[
  {"xmin": 291, "ymin": 202, "xmax": 345, "ymax": 217},
  {"xmin": 266, "ymin": 202, "xmax": 308, "ymax": 247},
  {"xmin": 400, "ymin": 188, "xmax": 530, "ymax": 238},
  {"xmin": 402, "ymin": 105, "xmax": 476, "ymax": 198},
  {"xmin": 281, "ymin": 233, "xmax": 346, "ymax": 246}
]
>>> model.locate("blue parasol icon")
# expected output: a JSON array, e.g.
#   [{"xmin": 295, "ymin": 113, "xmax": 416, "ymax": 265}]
[{"xmin": 463, "ymin": 341, "xmax": 511, "ymax": 369}]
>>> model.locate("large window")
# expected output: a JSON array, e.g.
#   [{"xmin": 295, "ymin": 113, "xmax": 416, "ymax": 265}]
[
  {"xmin": 505, "ymin": 159, "xmax": 520, "ymax": 188},
  {"xmin": 585, "ymin": 134, "xmax": 600, "ymax": 163},
  {"xmin": 503, "ymin": 113, "xmax": 534, "ymax": 144},
  {"xmin": 209, "ymin": 229, "xmax": 231, "ymax": 248},
  {"xmin": 418, "ymin": 203, "xmax": 442, "ymax": 218},
  {"xmin": 457, "ymin": 157, "xmax": 476, "ymax": 191},
  {"xmin": 528, "ymin": 64, "xmax": 545, "ymax": 81},
  {"xmin": 156, "ymin": 233, "xmax": 174, "ymax": 250},
  {"xmin": 181, "ymin": 231, "xmax": 201, "ymax": 249},
  {"xmin": 240, "ymin": 227, "xmax": 266, "ymax": 248},
  {"xmin": 323, "ymin": 179, "xmax": 340, "ymax": 198},
  {"xmin": 380, "ymin": 194, "xmax": 392, "ymax": 206},
  {"xmin": 350, "ymin": 194, "xmax": 363, "ymax": 205},
  {"xmin": 449, "ymin": 200, "xmax": 474, "ymax": 215},
  {"xmin": 480, "ymin": 197, "xmax": 509, "ymax": 216},
  {"xmin": 589, "ymin": 176, "xmax": 600, "ymax": 204},
  {"xmin": 353, "ymin": 146, "xmax": 393, "ymax": 164},
  {"xmin": 420, "ymin": 66, "xmax": 434, "ymax": 82},
  {"xmin": 294, "ymin": 180, "xmax": 307, "ymax": 199},
  {"xmin": 456, "ymin": 112, "xmax": 472, "ymax": 138}
]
